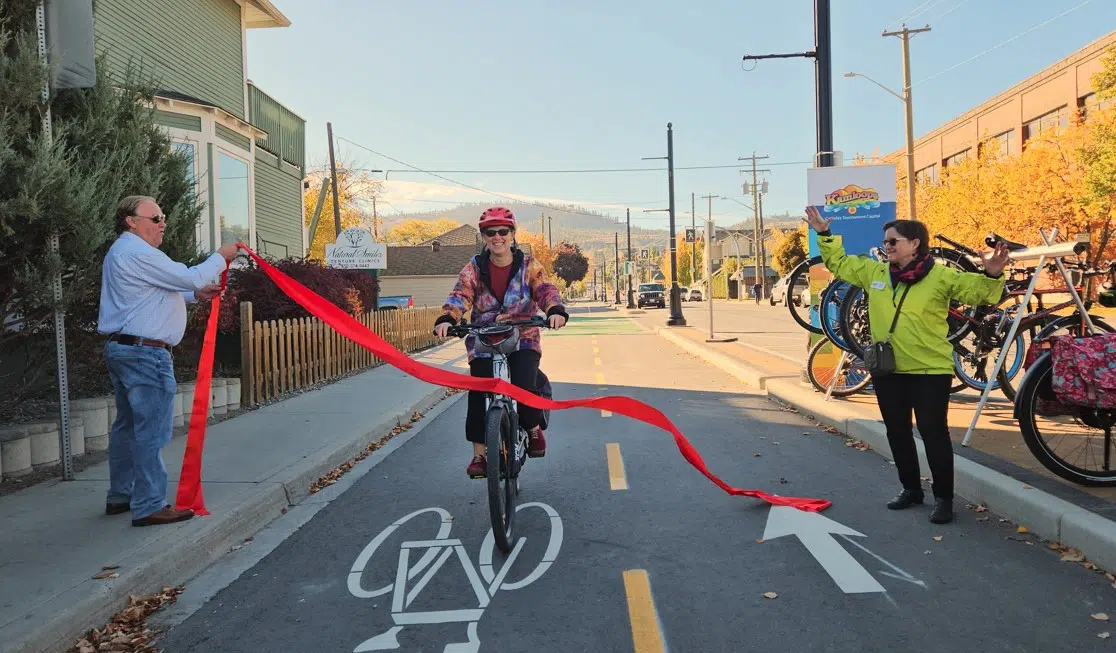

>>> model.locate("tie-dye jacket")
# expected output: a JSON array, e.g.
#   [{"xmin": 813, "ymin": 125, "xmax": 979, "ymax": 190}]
[{"xmin": 434, "ymin": 247, "xmax": 567, "ymax": 361}]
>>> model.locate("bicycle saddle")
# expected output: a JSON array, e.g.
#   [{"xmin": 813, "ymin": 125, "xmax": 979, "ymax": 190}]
[{"xmin": 985, "ymin": 233, "xmax": 1027, "ymax": 252}]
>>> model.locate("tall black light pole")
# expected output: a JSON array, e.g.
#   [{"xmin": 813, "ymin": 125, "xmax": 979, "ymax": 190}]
[
  {"xmin": 642, "ymin": 123, "xmax": 686, "ymax": 325},
  {"xmin": 626, "ymin": 208, "xmax": 635, "ymax": 308},
  {"xmin": 742, "ymin": 0, "xmax": 833, "ymax": 168}
]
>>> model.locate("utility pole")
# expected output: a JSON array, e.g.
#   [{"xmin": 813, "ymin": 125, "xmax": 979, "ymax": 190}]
[
  {"xmin": 699, "ymin": 194, "xmax": 718, "ymax": 295},
  {"xmin": 326, "ymin": 121, "xmax": 343, "ymax": 237},
  {"xmin": 882, "ymin": 24, "xmax": 930, "ymax": 221},
  {"xmin": 540, "ymin": 214, "xmax": 545, "ymax": 238},
  {"xmin": 742, "ymin": 0, "xmax": 833, "ymax": 167},
  {"xmin": 372, "ymin": 196, "xmax": 379, "ymax": 240},
  {"xmin": 691, "ymin": 192, "xmax": 697, "ymax": 282},
  {"xmin": 614, "ymin": 232, "xmax": 621, "ymax": 304},
  {"xmin": 626, "ymin": 208, "xmax": 635, "ymax": 308},
  {"xmin": 548, "ymin": 216, "xmax": 553, "ymax": 247},
  {"xmin": 739, "ymin": 153, "xmax": 770, "ymax": 300}
]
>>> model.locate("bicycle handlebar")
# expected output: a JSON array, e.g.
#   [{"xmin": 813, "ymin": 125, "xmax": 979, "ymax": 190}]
[{"xmin": 438, "ymin": 316, "xmax": 551, "ymax": 339}]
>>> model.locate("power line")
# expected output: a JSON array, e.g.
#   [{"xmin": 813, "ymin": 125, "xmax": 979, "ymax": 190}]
[
  {"xmin": 885, "ymin": 0, "xmax": 938, "ymax": 30},
  {"xmin": 933, "ymin": 0, "xmax": 974, "ymax": 22},
  {"xmin": 350, "ymin": 161, "xmax": 812, "ymax": 175},
  {"xmin": 914, "ymin": 0, "xmax": 1095, "ymax": 86}
]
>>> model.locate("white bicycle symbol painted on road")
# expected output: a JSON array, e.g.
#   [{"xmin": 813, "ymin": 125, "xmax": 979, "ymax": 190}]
[{"xmin": 347, "ymin": 502, "xmax": 564, "ymax": 653}]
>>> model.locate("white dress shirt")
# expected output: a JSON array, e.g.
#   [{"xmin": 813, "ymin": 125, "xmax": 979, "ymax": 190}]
[{"xmin": 97, "ymin": 232, "xmax": 227, "ymax": 346}]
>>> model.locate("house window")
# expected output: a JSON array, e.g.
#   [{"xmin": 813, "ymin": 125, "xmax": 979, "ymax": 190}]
[
  {"xmin": 217, "ymin": 151, "xmax": 250, "ymax": 246},
  {"xmin": 1023, "ymin": 106, "xmax": 1068, "ymax": 142},
  {"xmin": 914, "ymin": 163, "xmax": 938, "ymax": 185},
  {"xmin": 171, "ymin": 141, "xmax": 197, "ymax": 188},
  {"xmin": 943, "ymin": 148, "xmax": 971, "ymax": 168},
  {"xmin": 982, "ymin": 130, "xmax": 1015, "ymax": 158}
]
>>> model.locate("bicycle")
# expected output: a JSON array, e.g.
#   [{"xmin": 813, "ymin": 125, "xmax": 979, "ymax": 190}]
[{"xmin": 443, "ymin": 316, "xmax": 551, "ymax": 554}]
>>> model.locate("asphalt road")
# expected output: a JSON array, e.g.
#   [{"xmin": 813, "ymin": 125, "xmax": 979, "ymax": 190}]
[
  {"xmin": 639, "ymin": 299, "xmax": 808, "ymax": 363},
  {"xmin": 154, "ymin": 309, "xmax": 1114, "ymax": 653}
]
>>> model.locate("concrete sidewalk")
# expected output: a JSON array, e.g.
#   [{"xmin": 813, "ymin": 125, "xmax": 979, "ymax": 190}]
[
  {"xmin": 641, "ymin": 317, "xmax": 1116, "ymax": 576},
  {"xmin": 0, "ymin": 342, "xmax": 470, "ymax": 653}
]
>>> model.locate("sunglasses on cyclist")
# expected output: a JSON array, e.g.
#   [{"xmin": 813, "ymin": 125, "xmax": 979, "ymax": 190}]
[
  {"xmin": 483, "ymin": 228, "xmax": 512, "ymax": 238},
  {"xmin": 133, "ymin": 213, "xmax": 166, "ymax": 224},
  {"xmin": 881, "ymin": 237, "xmax": 909, "ymax": 248}
]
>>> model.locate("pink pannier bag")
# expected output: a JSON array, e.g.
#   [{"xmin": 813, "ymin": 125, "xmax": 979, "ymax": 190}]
[{"xmin": 1050, "ymin": 333, "xmax": 1116, "ymax": 410}]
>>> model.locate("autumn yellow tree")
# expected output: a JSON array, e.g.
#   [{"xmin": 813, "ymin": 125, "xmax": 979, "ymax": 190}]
[
  {"xmin": 659, "ymin": 234, "xmax": 704, "ymax": 287},
  {"xmin": 771, "ymin": 225, "xmax": 808, "ymax": 275},
  {"xmin": 384, "ymin": 218, "xmax": 461, "ymax": 245},
  {"xmin": 304, "ymin": 164, "xmax": 382, "ymax": 260},
  {"xmin": 516, "ymin": 230, "xmax": 555, "ymax": 274}
]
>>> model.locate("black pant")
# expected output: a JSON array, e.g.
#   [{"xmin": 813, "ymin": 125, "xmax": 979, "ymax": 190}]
[
  {"xmin": 873, "ymin": 374, "xmax": 955, "ymax": 500},
  {"xmin": 466, "ymin": 350, "xmax": 542, "ymax": 444}
]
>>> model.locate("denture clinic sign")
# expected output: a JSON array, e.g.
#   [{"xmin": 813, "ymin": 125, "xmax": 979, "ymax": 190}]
[{"xmin": 325, "ymin": 228, "xmax": 386, "ymax": 269}]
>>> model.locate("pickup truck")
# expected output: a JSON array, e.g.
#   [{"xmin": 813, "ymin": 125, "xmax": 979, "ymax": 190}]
[{"xmin": 377, "ymin": 295, "xmax": 413, "ymax": 310}]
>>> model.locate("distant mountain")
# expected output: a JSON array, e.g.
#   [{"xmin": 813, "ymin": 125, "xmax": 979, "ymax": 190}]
[{"xmin": 381, "ymin": 201, "xmax": 671, "ymax": 256}]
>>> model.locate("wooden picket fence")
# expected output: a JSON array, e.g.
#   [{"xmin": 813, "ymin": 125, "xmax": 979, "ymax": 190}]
[{"xmin": 239, "ymin": 302, "xmax": 444, "ymax": 406}]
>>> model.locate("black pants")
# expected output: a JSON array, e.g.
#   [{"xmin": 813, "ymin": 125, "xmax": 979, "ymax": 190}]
[
  {"xmin": 873, "ymin": 374, "xmax": 955, "ymax": 500},
  {"xmin": 466, "ymin": 350, "xmax": 542, "ymax": 444}
]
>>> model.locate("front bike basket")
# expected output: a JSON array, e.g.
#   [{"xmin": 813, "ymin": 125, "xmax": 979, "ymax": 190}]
[{"xmin": 473, "ymin": 325, "xmax": 521, "ymax": 356}]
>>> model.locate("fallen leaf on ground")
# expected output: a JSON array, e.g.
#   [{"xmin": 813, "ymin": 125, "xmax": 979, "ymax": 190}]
[
  {"xmin": 69, "ymin": 585, "xmax": 183, "ymax": 653},
  {"xmin": 967, "ymin": 504, "xmax": 988, "ymax": 513},
  {"xmin": 1105, "ymin": 572, "xmax": 1116, "ymax": 583},
  {"xmin": 756, "ymin": 539, "xmax": 765, "ymax": 544},
  {"xmin": 763, "ymin": 592, "xmax": 778, "ymax": 599},
  {"xmin": 822, "ymin": 425, "xmax": 839, "ymax": 434},
  {"xmin": 932, "ymin": 536, "xmax": 943, "ymax": 542},
  {"xmin": 753, "ymin": 452, "xmax": 762, "ymax": 457},
  {"xmin": 844, "ymin": 439, "xmax": 871, "ymax": 451},
  {"xmin": 92, "ymin": 571, "xmax": 119, "ymax": 580},
  {"xmin": 1093, "ymin": 613, "xmax": 1110, "ymax": 621},
  {"xmin": 1061, "ymin": 549, "xmax": 1085, "ymax": 562},
  {"xmin": 101, "ymin": 565, "xmax": 120, "ymax": 571},
  {"xmin": 1017, "ymin": 526, "xmax": 1029, "ymax": 534}
]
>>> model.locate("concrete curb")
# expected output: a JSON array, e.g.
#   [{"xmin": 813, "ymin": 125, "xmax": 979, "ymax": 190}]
[
  {"xmin": 6, "ymin": 384, "xmax": 459, "ymax": 653},
  {"xmin": 654, "ymin": 328, "xmax": 1116, "ymax": 573}
]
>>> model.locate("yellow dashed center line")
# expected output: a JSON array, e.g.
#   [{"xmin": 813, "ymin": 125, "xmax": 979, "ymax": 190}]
[
  {"xmin": 623, "ymin": 570, "xmax": 667, "ymax": 653},
  {"xmin": 606, "ymin": 443, "xmax": 628, "ymax": 490},
  {"xmin": 593, "ymin": 357, "xmax": 603, "ymax": 366},
  {"xmin": 593, "ymin": 338, "xmax": 610, "ymax": 416}
]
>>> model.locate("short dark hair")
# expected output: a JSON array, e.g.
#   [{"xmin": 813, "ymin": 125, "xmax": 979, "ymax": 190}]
[
  {"xmin": 883, "ymin": 219, "xmax": 930, "ymax": 257},
  {"xmin": 114, "ymin": 195, "xmax": 157, "ymax": 234}
]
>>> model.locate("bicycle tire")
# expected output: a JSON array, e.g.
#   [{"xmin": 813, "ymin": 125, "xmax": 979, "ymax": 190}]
[
  {"xmin": 999, "ymin": 315, "xmax": 1114, "ymax": 402},
  {"xmin": 1015, "ymin": 352, "xmax": 1116, "ymax": 486},
  {"xmin": 806, "ymin": 336, "xmax": 872, "ymax": 397},
  {"xmin": 820, "ymin": 281, "xmax": 854, "ymax": 352},
  {"xmin": 485, "ymin": 405, "xmax": 516, "ymax": 553},
  {"xmin": 838, "ymin": 285, "xmax": 870, "ymax": 359},
  {"xmin": 787, "ymin": 256, "xmax": 824, "ymax": 334}
]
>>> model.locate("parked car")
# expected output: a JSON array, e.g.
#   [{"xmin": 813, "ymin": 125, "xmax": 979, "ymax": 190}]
[
  {"xmin": 678, "ymin": 286, "xmax": 689, "ymax": 301},
  {"xmin": 688, "ymin": 288, "xmax": 703, "ymax": 301},
  {"xmin": 377, "ymin": 295, "xmax": 414, "ymax": 310},
  {"xmin": 637, "ymin": 283, "xmax": 666, "ymax": 308},
  {"xmin": 769, "ymin": 274, "xmax": 808, "ymax": 307}
]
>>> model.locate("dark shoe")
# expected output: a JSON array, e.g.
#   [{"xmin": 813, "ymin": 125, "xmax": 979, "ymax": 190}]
[
  {"xmin": 467, "ymin": 455, "xmax": 486, "ymax": 478},
  {"xmin": 527, "ymin": 427, "xmax": 546, "ymax": 458},
  {"xmin": 105, "ymin": 502, "xmax": 130, "ymax": 516},
  {"xmin": 132, "ymin": 506, "xmax": 194, "ymax": 527},
  {"xmin": 886, "ymin": 488, "xmax": 925, "ymax": 510},
  {"xmin": 930, "ymin": 498, "xmax": 954, "ymax": 524}
]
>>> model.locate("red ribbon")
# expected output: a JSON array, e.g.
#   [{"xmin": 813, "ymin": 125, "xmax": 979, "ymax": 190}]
[
  {"xmin": 174, "ymin": 268, "xmax": 228, "ymax": 515},
  {"xmin": 176, "ymin": 246, "xmax": 831, "ymax": 514}
]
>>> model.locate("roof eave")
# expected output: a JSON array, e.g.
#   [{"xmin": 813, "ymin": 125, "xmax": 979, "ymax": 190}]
[{"xmin": 244, "ymin": 0, "xmax": 291, "ymax": 28}]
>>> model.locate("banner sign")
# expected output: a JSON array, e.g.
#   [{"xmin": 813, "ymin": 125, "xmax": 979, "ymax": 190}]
[{"xmin": 806, "ymin": 164, "xmax": 896, "ymax": 258}]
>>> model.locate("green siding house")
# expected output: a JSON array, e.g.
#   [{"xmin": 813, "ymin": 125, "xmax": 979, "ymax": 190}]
[{"xmin": 92, "ymin": 0, "xmax": 306, "ymax": 259}]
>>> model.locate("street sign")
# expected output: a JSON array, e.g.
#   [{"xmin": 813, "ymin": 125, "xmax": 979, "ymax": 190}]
[
  {"xmin": 640, "ymin": 248, "xmax": 649, "ymax": 259},
  {"xmin": 684, "ymin": 227, "xmax": 696, "ymax": 243},
  {"xmin": 325, "ymin": 227, "xmax": 386, "ymax": 269}
]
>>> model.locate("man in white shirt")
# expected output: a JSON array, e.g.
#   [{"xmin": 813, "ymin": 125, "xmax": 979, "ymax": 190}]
[{"xmin": 97, "ymin": 195, "xmax": 238, "ymax": 526}]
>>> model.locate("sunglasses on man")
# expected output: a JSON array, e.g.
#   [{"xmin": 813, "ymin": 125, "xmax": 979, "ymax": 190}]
[
  {"xmin": 133, "ymin": 213, "xmax": 166, "ymax": 224},
  {"xmin": 483, "ymin": 228, "xmax": 512, "ymax": 237}
]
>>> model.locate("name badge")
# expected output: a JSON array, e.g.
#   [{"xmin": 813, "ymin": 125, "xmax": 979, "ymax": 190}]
[{"xmin": 870, "ymin": 281, "xmax": 886, "ymax": 290}]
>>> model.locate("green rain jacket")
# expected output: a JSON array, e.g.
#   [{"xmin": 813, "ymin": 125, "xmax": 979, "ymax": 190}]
[{"xmin": 817, "ymin": 233, "xmax": 1006, "ymax": 375}]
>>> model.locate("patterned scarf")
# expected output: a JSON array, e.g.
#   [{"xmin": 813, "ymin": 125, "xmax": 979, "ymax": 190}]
[{"xmin": 889, "ymin": 252, "xmax": 935, "ymax": 287}]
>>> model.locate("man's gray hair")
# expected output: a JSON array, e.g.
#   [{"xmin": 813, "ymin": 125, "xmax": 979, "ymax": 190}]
[{"xmin": 114, "ymin": 195, "xmax": 158, "ymax": 235}]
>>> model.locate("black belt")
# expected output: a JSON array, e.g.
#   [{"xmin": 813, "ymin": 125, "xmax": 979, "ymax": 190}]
[{"xmin": 108, "ymin": 334, "xmax": 172, "ymax": 351}]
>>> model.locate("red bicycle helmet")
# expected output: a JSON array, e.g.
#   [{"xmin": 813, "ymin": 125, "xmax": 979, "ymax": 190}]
[{"xmin": 479, "ymin": 206, "xmax": 516, "ymax": 230}]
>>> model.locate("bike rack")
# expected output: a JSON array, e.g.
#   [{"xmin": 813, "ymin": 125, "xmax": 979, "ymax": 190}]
[{"xmin": 961, "ymin": 228, "xmax": 1096, "ymax": 446}]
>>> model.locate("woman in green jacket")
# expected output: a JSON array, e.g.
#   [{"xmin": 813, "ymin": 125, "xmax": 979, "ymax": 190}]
[{"xmin": 804, "ymin": 206, "xmax": 1011, "ymax": 524}]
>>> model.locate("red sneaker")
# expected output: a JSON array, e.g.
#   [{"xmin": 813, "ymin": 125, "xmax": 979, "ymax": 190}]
[
  {"xmin": 466, "ymin": 455, "xmax": 486, "ymax": 478},
  {"xmin": 527, "ymin": 427, "xmax": 546, "ymax": 458}
]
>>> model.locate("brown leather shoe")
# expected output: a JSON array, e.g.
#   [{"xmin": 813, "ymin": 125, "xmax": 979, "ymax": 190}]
[
  {"xmin": 105, "ymin": 503, "xmax": 130, "ymax": 515},
  {"xmin": 132, "ymin": 506, "xmax": 194, "ymax": 527}
]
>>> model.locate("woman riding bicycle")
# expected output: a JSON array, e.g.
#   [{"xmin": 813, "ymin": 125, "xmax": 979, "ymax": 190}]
[{"xmin": 434, "ymin": 207, "xmax": 569, "ymax": 477}]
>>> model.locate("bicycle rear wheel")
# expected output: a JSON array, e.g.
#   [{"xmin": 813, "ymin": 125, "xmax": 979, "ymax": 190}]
[
  {"xmin": 1016, "ymin": 352, "xmax": 1116, "ymax": 486},
  {"xmin": 806, "ymin": 336, "xmax": 871, "ymax": 397},
  {"xmin": 787, "ymin": 256, "xmax": 824, "ymax": 334},
  {"xmin": 999, "ymin": 315, "xmax": 1114, "ymax": 402},
  {"xmin": 485, "ymin": 405, "xmax": 516, "ymax": 553}
]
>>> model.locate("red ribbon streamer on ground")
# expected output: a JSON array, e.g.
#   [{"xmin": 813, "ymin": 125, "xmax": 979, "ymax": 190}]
[
  {"xmin": 176, "ymin": 246, "xmax": 831, "ymax": 514},
  {"xmin": 173, "ymin": 268, "xmax": 228, "ymax": 516}
]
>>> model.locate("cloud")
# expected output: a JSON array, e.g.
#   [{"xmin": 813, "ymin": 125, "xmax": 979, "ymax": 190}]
[{"xmin": 374, "ymin": 179, "xmax": 648, "ymax": 216}]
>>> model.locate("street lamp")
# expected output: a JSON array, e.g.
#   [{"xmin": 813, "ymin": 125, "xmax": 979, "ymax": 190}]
[
  {"xmin": 642, "ymin": 122, "xmax": 685, "ymax": 326},
  {"xmin": 844, "ymin": 70, "xmax": 916, "ymax": 221}
]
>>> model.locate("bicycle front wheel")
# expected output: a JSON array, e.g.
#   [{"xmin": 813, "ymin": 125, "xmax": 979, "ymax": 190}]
[
  {"xmin": 787, "ymin": 256, "xmax": 824, "ymax": 334},
  {"xmin": 485, "ymin": 405, "xmax": 516, "ymax": 553},
  {"xmin": 806, "ymin": 336, "xmax": 871, "ymax": 397}
]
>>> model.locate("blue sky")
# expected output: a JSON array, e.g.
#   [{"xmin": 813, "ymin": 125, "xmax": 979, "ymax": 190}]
[{"xmin": 246, "ymin": 0, "xmax": 1116, "ymax": 229}]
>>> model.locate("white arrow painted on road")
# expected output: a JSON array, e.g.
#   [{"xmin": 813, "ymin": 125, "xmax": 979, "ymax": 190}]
[{"xmin": 763, "ymin": 506, "xmax": 885, "ymax": 594}]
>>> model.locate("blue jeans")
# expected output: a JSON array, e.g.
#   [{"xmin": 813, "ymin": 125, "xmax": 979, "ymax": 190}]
[{"xmin": 104, "ymin": 341, "xmax": 177, "ymax": 519}]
